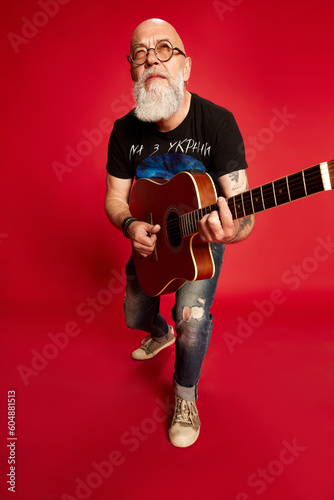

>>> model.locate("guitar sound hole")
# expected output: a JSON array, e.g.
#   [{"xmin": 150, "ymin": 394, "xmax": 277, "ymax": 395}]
[{"xmin": 166, "ymin": 211, "xmax": 181, "ymax": 248}]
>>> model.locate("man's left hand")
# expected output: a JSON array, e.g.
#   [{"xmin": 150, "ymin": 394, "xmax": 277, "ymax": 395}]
[{"xmin": 198, "ymin": 197, "xmax": 236, "ymax": 243}]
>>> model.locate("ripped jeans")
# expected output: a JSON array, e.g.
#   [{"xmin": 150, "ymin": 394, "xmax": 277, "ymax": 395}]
[{"xmin": 124, "ymin": 243, "xmax": 225, "ymax": 401}]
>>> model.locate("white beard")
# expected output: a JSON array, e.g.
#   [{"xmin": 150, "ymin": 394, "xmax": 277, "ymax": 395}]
[{"xmin": 133, "ymin": 68, "xmax": 185, "ymax": 122}]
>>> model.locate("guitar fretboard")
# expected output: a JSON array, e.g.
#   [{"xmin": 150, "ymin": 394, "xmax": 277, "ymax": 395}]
[{"xmin": 179, "ymin": 160, "xmax": 333, "ymax": 238}]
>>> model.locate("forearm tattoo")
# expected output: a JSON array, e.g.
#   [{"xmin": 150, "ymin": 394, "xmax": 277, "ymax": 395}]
[
  {"xmin": 224, "ymin": 169, "xmax": 254, "ymax": 242},
  {"xmin": 228, "ymin": 216, "xmax": 253, "ymax": 243}
]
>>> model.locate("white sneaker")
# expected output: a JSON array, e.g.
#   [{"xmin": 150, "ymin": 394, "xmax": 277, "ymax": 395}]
[
  {"xmin": 168, "ymin": 396, "xmax": 201, "ymax": 447},
  {"xmin": 131, "ymin": 326, "xmax": 175, "ymax": 360}
]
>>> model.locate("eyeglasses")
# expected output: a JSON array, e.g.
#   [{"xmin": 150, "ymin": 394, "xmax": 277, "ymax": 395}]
[{"xmin": 127, "ymin": 39, "xmax": 186, "ymax": 66}]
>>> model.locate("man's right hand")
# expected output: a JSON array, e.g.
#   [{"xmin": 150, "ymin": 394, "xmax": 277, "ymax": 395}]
[{"xmin": 127, "ymin": 221, "xmax": 161, "ymax": 257}]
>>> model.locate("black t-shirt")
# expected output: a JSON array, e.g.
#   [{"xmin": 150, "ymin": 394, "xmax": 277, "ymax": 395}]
[{"xmin": 106, "ymin": 93, "xmax": 247, "ymax": 193}]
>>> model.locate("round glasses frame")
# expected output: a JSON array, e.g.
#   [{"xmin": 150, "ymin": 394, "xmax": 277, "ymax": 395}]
[{"xmin": 127, "ymin": 39, "xmax": 186, "ymax": 66}]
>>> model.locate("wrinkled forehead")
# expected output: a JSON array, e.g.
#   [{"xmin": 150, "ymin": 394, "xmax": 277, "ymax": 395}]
[{"xmin": 130, "ymin": 20, "xmax": 185, "ymax": 52}]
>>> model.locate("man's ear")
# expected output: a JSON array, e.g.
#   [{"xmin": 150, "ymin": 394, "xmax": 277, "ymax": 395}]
[{"xmin": 184, "ymin": 57, "xmax": 192, "ymax": 84}]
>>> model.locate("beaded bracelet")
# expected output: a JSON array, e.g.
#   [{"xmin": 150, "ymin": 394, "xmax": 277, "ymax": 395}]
[{"xmin": 122, "ymin": 216, "xmax": 137, "ymax": 238}]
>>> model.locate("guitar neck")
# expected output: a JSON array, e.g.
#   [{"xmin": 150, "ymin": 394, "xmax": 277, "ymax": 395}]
[{"xmin": 180, "ymin": 160, "xmax": 334, "ymax": 237}]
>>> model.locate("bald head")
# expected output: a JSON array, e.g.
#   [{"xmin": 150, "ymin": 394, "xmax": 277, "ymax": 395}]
[{"xmin": 130, "ymin": 18, "xmax": 186, "ymax": 54}]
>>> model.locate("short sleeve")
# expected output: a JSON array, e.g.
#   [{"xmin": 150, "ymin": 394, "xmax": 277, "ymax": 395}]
[
  {"xmin": 212, "ymin": 111, "xmax": 248, "ymax": 178},
  {"xmin": 106, "ymin": 120, "xmax": 134, "ymax": 179}
]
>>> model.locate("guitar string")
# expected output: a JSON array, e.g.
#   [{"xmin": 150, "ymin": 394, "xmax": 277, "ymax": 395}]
[
  {"xmin": 224, "ymin": 163, "xmax": 334, "ymax": 203},
  {"xmin": 164, "ymin": 171, "xmax": 334, "ymax": 238},
  {"xmin": 168, "ymin": 167, "xmax": 334, "ymax": 224},
  {"xmin": 162, "ymin": 165, "xmax": 334, "ymax": 238}
]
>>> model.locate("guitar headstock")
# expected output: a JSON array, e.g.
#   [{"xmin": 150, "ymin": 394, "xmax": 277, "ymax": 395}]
[{"xmin": 328, "ymin": 159, "xmax": 334, "ymax": 189}]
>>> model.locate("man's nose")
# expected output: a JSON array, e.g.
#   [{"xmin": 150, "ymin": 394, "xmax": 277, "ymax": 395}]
[{"xmin": 145, "ymin": 48, "xmax": 159, "ymax": 66}]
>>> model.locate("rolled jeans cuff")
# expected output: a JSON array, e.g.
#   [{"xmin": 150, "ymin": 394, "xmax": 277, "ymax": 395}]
[{"xmin": 173, "ymin": 376, "xmax": 197, "ymax": 401}]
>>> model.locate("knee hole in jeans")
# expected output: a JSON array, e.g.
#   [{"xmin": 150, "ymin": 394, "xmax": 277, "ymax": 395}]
[{"xmin": 182, "ymin": 303, "xmax": 205, "ymax": 322}]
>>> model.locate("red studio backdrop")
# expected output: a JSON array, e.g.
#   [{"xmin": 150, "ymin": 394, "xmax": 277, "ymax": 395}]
[{"xmin": 1, "ymin": 1, "xmax": 334, "ymax": 499}]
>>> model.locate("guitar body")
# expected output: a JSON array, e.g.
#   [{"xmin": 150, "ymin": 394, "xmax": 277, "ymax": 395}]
[{"xmin": 129, "ymin": 171, "xmax": 218, "ymax": 296}]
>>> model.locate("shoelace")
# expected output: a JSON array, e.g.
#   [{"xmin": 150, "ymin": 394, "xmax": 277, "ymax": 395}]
[
  {"xmin": 140, "ymin": 333, "xmax": 171, "ymax": 353},
  {"xmin": 174, "ymin": 397, "xmax": 194, "ymax": 425},
  {"xmin": 140, "ymin": 336, "xmax": 155, "ymax": 353}
]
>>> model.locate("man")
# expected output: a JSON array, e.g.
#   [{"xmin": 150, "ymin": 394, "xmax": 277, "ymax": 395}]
[{"xmin": 105, "ymin": 18, "xmax": 254, "ymax": 448}]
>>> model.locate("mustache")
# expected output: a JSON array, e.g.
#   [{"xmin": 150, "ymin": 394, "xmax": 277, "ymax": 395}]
[{"xmin": 137, "ymin": 67, "xmax": 171, "ymax": 85}]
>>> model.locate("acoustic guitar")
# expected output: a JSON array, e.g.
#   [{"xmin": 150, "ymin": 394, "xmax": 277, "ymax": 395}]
[{"xmin": 129, "ymin": 159, "xmax": 334, "ymax": 296}]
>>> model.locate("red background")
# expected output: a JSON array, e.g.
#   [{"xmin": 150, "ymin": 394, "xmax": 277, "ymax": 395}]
[{"xmin": 1, "ymin": 1, "xmax": 334, "ymax": 499}]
